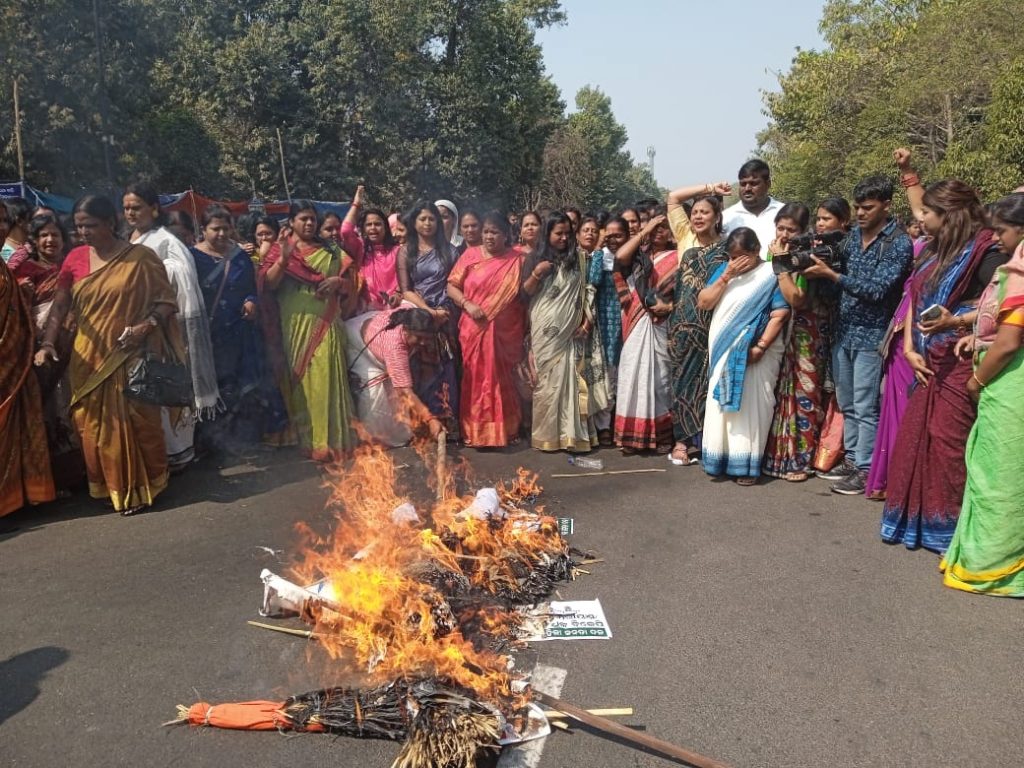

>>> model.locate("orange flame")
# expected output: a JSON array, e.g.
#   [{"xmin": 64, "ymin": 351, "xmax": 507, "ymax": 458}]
[{"xmin": 289, "ymin": 437, "xmax": 568, "ymax": 707}]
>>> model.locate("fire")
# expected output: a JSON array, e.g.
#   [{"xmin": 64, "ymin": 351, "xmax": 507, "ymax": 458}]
[{"xmin": 288, "ymin": 436, "xmax": 575, "ymax": 709}]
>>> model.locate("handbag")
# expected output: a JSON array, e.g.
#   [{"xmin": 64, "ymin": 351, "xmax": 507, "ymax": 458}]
[{"xmin": 125, "ymin": 323, "xmax": 194, "ymax": 408}]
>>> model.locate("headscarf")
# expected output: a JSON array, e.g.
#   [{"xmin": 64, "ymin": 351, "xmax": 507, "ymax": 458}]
[{"xmin": 434, "ymin": 199, "xmax": 464, "ymax": 248}]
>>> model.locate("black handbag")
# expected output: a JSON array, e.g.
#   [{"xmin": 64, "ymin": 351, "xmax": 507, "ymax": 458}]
[{"xmin": 125, "ymin": 324, "xmax": 194, "ymax": 408}]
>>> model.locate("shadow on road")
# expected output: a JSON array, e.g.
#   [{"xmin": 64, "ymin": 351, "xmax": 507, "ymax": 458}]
[
  {"xmin": 0, "ymin": 646, "xmax": 70, "ymax": 727},
  {"xmin": 0, "ymin": 446, "xmax": 316, "ymax": 543}
]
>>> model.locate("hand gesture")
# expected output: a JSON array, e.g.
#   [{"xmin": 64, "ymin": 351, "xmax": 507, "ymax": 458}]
[
  {"xmin": 800, "ymin": 255, "xmax": 837, "ymax": 282},
  {"xmin": 724, "ymin": 253, "xmax": 759, "ymax": 280},
  {"xmin": 34, "ymin": 346, "xmax": 59, "ymax": 367},
  {"xmin": 894, "ymin": 147, "xmax": 913, "ymax": 172},
  {"xmin": 242, "ymin": 300, "xmax": 257, "ymax": 321},
  {"xmin": 916, "ymin": 305, "xmax": 954, "ymax": 335},
  {"xmin": 906, "ymin": 350, "xmax": 934, "ymax": 386},
  {"xmin": 432, "ymin": 307, "xmax": 450, "ymax": 325},
  {"xmin": 464, "ymin": 300, "xmax": 487, "ymax": 322},
  {"xmin": 532, "ymin": 260, "xmax": 554, "ymax": 279},
  {"xmin": 966, "ymin": 374, "xmax": 982, "ymax": 403},
  {"xmin": 258, "ymin": 239, "xmax": 274, "ymax": 261},
  {"xmin": 279, "ymin": 232, "xmax": 294, "ymax": 263},
  {"xmin": 768, "ymin": 237, "xmax": 789, "ymax": 257},
  {"xmin": 953, "ymin": 334, "xmax": 976, "ymax": 358},
  {"xmin": 748, "ymin": 345, "xmax": 765, "ymax": 364},
  {"xmin": 711, "ymin": 181, "xmax": 732, "ymax": 196},
  {"xmin": 315, "ymin": 276, "xmax": 341, "ymax": 299},
  {"xmin": 641, "ymin": 214, "xmax": 667, "ymax": 235},
  {"xmin": 352, "ymin": 185, "xmax": 365, "ymax": 207}
]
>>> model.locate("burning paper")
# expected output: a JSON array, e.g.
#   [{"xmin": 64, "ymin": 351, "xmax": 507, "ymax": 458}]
[{"xmin": 518, "ymin": 600, "xmax": 612, "ymax": 641}]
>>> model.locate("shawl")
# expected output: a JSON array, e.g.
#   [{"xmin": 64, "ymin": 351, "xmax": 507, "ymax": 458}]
[{"xmin": 132, "ymin": 226, "xmax": 220, "ymax": 417}]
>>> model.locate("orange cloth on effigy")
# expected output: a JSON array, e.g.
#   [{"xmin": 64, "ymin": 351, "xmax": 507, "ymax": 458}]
[
  {"xmin": 184, "ymin": 701, "xmax": 323, "ymax": 731},
  {"xmin": 64, "ymin": 244, "xmax": 183, "ymax": 511},
  {"xmin": 0, "ymin": 259, "xmax": 55, "ymax": 516}
]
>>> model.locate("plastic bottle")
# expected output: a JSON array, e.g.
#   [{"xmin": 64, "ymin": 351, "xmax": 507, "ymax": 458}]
[{"xmin": 567, "ymin": 455, "xmax": 603, "ymax": 470}]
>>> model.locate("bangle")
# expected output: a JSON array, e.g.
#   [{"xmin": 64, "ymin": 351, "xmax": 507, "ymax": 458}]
[
  {"xmin": 40, "ymin": 341, "xmax": 56, "ymax": 351},
  {"xmin": 972, "ymin": 372, "xmax": 987, "ymax": 388},
  {"xmin": 704, "ymin": 183, "xmax": 713, "ymax": 195},
  {"xmin": 756, "ymin": 340, "xmax": 769, "ymax": 350},
  {"xmin": 900, "ymin": 172, "xmax": 920, "ymax": 188}
]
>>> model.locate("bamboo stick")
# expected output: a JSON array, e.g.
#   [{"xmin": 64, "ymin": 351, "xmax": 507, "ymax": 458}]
[
  {"xmin": 247, "ymin": 620, "xmax": 323, "ymax": 640},
  {"xmin": 544, "ymin": 707, "xmax": 633, "ymax": 718},
  {"xmin": 549, "ymin": 469, "xmax": 668, "ymax": 478},
  {"xmin": 533, "ymin": 692, "xmax": 731, "ymax": 768},
  {"xmin": 12, "ymin": 78, "xmax": 24, "ymax": 183},
  {"xmin": 436, "ymin": 429, "xmax": 447, "ymax": 501},
  {"xmin": 276, "ymin": 126, "xmax": 292, "ymax": 204}
]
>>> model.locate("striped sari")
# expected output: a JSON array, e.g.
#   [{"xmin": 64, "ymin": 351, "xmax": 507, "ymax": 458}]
[{"xmin": 0, "ymin": 259, "xmax": 55, "ymax": 515}]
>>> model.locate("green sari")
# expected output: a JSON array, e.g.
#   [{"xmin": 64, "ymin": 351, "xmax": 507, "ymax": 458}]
[
  {"xmin": 941, "ymin": 243, "xmax": 1024, "ymax": 596},
  {"xmin": 260, "ymin": 242, "xmax": 354, "ymax": 461}
]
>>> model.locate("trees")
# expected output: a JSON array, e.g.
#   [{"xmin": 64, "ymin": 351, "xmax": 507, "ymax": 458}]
[
  {"xmin": 760, "ymin": 0, "xmax": 1024, "ymax": 207},
  {"xmin": 535, "ymin": 86, "xmax": 661, "ymax": 212}
]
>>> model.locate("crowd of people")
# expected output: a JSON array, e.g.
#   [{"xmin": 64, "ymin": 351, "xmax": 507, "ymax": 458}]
[{"xmin": 2, "ymin": 148, "xmax": 1022, "ymax": 598}]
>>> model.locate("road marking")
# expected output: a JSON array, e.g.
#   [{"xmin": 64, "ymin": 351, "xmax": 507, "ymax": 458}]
[{"xmin": 498, "ymin": 664, "xmax": 568, "ymax": 768}]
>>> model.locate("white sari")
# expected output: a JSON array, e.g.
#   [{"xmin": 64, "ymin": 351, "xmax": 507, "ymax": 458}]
[{"xmin": 702, "ymin": 262, "xmax": 787, "ymax": 477}]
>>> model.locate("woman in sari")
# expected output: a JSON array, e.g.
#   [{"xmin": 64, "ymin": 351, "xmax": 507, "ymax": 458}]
[
  {"xmin": 124, "ymin": 182, "xmax": 219, "ymax": 469},
  {"xmin": 397, "ymin": 201, "xmax": 460, "ymax": 435},
  {"xmin": 521, "ymin": 213, "xmax": 598, "ymax": 452},
  {"xmin": 698, "ymin": 227, "xmax": 791, "ymax": 485},
  {"xmin": 941, "ymin": 195, "xmax": 1024, "ymax": 596},
  {"xmin": 259, "ymin": 200, "xmax": 355, "ymax": 462},
  {"xmin": 458, "ymin": 210, "xmax": 483, "ymax": 256},
  {"xmin": 11, "ymin": 214, "xmax": 83, "ymax": 491},
  {"xmin": 1, "ymin": 205, "xmax": 55, "ymax": 517},
  {"xmin": 190, "ymin": 206, "xmax": 284, "ymax": 453},
  {"xmin": 35, "ymin": 195, "xmax": 181, "ymax": 515},
  {"xmin": 665, "ymin": 182, "xmax": 731, "ymax": 465},
  {"xmin": 881, "ymin": 180, "xmax": 1008, "ymax": 552},
  {"xmin": 612, "ymin": 211, "xmax": 679, "ymax": 454},
  {"xmin": 587, "ymin": 216, "xmax": 629, "ymax": 444},
  {"xmin": 516, "ymin": 211, "xmax": 542, "ymax": 255},
  {"xmin": 340, "ymin": 186, "xmax": 401, "ymax": 311},
  {"xmin": 763, "ymin": 202, "xmax": 835, "ymax": 482},
  {"xmin": 345, "ymin": 305, "xmax": 445, "ymax": 446},
  {"xmin": 447, "ymin": 211, "xmax": 526, "ymax": 448}
]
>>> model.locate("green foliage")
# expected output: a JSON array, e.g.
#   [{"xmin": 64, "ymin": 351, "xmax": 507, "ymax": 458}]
[
  {"xmin": 534, "ymin": 86, "xmax": 661, "ymax": 212},
  {"xmin": 760, "ymin": 0, "xmax": 1024, "ymax": 208}
]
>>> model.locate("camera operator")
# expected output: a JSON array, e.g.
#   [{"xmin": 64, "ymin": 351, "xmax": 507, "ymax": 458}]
[{"xmin": 802, "ymin": 176, "xmax": 913, "ymax": 495}]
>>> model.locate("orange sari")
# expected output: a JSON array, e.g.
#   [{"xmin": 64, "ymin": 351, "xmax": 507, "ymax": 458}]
[
  {"xmin": 0, "ymin": 259, "xmax": 55, "ymax": 516},
  {"xmin": 449, "ymin": 247, "xmax": 526, "ymax": 446},
  {"xmin": 66, "ymin": 245, "xmax": 182, "ymax": 511}
]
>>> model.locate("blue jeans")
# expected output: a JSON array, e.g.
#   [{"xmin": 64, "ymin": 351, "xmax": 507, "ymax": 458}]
[{"xmin": 832, "ymin": 345, "xmax": 883, "ymax": 472}]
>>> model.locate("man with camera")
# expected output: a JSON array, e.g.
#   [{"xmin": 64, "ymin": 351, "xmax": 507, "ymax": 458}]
[{"xmin": 801, "ymin": 176, "xmax": 913, "ymax": 495}]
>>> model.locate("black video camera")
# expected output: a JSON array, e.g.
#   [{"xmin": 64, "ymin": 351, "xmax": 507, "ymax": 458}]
[{"xmin": 771, "ymin": 230, "xmax": 845, "ymax": 275}]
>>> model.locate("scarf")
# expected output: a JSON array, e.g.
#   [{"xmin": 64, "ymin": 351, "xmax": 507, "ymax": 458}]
[{"xmin": 133, "ymin": 226, "xmax": 221, "ymax": 417}]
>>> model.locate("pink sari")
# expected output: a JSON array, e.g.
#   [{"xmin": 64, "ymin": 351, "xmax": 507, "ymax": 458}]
[{"xmin": 449, "ymin": 247, "xmax": 526, "ymax": 447}]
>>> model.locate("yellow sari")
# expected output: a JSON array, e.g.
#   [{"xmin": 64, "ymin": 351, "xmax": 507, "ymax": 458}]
[
  {"xmin": 67, "ymin": 244, "xmax": 182, "ymax": 511},
  {"xmin": 0, "ymin": 259, "xmax": 55, "ymax": 516}
]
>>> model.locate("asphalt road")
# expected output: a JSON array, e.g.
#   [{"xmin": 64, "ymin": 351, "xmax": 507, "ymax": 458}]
[{"xmin": 1, "ymin": 442, "xmax": 1021, "ymax": 768}]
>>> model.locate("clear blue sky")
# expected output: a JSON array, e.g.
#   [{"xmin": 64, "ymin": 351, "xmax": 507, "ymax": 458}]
[{"xmin": 534, "ymin": 0, "xmax": 826, "ymax": 188}]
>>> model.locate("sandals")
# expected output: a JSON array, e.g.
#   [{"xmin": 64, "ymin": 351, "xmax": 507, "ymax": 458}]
[
  {"xmin": 735, "ymin": 476, "xmax": 759, "ymax": 486},
  {"xmin": 783, "ymin": 471, "xmax": 809, "ymax": 483},
  {"xmin": 121, "ymin": 504, "xmax": 147, "ymax": 517},
  {"xmin": 597, "ymin": 429, "xmax": 613, "ymax": 447}
]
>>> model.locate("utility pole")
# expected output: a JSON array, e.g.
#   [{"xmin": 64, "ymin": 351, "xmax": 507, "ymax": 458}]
[
  {"xmin": 91, "ymin": 0, "xmax": 115, "ymax": 191},
  {"xmin": 12, "ymin": 78, "xmax": 25, "ymax": 189}
]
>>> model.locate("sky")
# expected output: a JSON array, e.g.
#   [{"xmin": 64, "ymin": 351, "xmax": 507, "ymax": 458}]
[{"xmin": 534, "ymin": 0, "xmax": 827, "ymax": 188}]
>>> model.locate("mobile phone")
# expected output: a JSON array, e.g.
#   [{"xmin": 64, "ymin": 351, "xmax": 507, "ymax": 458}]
[{"xmin": 920, "ymin": 304, "xmax": 943, "ymax": 323}]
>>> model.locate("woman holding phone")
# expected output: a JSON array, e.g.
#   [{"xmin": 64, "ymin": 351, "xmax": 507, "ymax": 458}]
[{"xmin": 880, "ymin": 180, "xmax": 1009, "ymax": 553}]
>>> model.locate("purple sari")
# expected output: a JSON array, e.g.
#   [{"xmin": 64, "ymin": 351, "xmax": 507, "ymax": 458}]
[{"xmin": 865, "ymin": 273, "xmax": 915, "ymax": 498}]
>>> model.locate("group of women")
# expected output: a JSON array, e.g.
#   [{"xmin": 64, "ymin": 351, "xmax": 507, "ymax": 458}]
[{"xmin": 1, "ymin": 165, "xmax": 1021, "ymax": 598}]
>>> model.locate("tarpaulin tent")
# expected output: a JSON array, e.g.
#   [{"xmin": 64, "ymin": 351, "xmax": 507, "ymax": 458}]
[{"xmin": 1, "ymin": 183, "xmax": 349, "ymax": 222}]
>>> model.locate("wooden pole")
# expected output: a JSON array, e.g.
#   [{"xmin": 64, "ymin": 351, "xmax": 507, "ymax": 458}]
[
  {"xmin": 12, "ymin": 78, "xmax": 24, "ymax": 184},
  {"xmin": 549, "ymin": 468, "xmax": 668, "ymax": 478},
  {"xmin": 435, "ymin": 429, "xmax": 447, "ymax": 501},
  {"xmin": 533, "ymin": 692, "xmax": 732, "ymax": 768},
  {"xmin": 276, "ymin": 127, "xmax": 292, "ymax": 204}
]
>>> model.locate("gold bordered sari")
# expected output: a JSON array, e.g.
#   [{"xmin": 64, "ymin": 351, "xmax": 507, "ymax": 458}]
[{"xmin": 67, "ymin": 245, "xmax": 182, "ymax": 511}]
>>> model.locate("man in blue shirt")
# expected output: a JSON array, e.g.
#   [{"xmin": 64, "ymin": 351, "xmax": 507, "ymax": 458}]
[{"xmin": 801, "ymin": 176, "xmax": 913, "ymax": 495}]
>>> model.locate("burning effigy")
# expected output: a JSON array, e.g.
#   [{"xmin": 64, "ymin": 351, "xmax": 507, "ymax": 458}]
[{"xmin": 164, "ymin": 435, "xmax": 589, "ymax": 767}]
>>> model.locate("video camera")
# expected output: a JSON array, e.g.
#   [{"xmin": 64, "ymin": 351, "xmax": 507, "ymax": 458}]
[{"xmin": 771, "ymin": 230, "xmax": 845, "ymax": 275}]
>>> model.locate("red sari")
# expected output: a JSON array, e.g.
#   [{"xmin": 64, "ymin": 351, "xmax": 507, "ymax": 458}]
[{"xmin": 448, "ymin": 247, "xmax": 526, "ymax": 446}]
